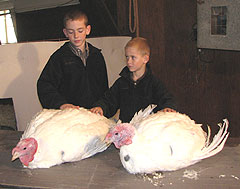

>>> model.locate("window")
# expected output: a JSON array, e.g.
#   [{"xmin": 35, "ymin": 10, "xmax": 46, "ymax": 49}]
[
  {"xmin": 197, "ymin": 0, "xmax": 240, "ymax": 51},
  {"xmin": 211, "ymin": 6, "xmax": 227, "ymax": 35},
  {"xmin": 0, "ymin": 10, "xmax": 17, "ymax": 44}
]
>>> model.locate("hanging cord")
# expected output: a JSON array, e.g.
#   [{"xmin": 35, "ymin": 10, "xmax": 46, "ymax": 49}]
[{"xmin": 129, "ymin": 0, "xmax": 139, "ymax": 36}]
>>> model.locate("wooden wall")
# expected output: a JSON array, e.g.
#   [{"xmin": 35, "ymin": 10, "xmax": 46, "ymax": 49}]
[
  {"xmin": 132, "ymin": 0, "xmax": 240, "ymax": 136},
  {"xmin": 15, "ymin": 1, "xmax": 119, "ymax": 42}
]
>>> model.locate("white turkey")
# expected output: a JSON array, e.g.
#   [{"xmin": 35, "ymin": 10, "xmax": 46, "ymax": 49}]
[
  {"xmin": 12, "ymin": 108, "xmax": 115, "ymax": 169},
  {"xmin": 106, "ymin": 105, "xmax": 229, "ymax": 174}
]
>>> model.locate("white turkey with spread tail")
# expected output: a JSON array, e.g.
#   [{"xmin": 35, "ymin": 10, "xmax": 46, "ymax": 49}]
[
  {"xmin": 106, "ymin": 105, "xmax": 229, "ymax": 174},
  {"xmin": 12, "ymin": 108, "xmax": 115, "ymax": 169}
]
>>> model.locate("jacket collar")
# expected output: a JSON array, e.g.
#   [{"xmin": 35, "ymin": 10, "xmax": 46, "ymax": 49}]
[
  {"xmin": 63, "ymin": 42, "xmax": 100, "ymax": 55},
  {"xmin": 68, "ymin": 41, "xmax": 89, "ymax": 58},
  {"xmin": 120, "ymin": 63, "xmax": 151, "ymax": 84}
]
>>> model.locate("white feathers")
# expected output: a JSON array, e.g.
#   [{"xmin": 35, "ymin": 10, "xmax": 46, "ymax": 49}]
[
  {"xmin": 130, "ymin": 104, "xmax": 157, "ymax": 127},
  {"xmin": 119, "ymin": 105, "xmax": 229, "ymax": 174},
  {"xmin": 21, "ymin": 108, "xmax": 115, "ymax": 169},
  {"xmin": 193, "ymin": 119, "xmax": 229, "ymax": 160}
]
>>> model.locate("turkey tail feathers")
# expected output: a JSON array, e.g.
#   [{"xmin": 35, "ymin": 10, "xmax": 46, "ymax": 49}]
[
  {"xmin": 204, "ymin": 125, "xmax": 211, "ymax": 147},
  {"xmin": 130, "ymin": 104, "xmax": 157, "ymax": 125},
  {"xmin": 194, "ymin": 119, "xmax": 229, "ymax": 161}
]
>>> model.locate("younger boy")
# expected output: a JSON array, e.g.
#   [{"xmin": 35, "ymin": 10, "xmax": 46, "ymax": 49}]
[
  {"xmin": 91, "ymin": 37, "xmax": 176, "ymax": 122},
  {"xmin": 37, "ymin": 9, "xmax": 109, "ymax": 110}
]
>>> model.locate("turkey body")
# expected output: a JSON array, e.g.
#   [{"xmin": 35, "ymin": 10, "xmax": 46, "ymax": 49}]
[
  {"xmin": 107, "ymin": 106, "xmax": 229, "ymax": 174},
  {"xmin": 12, "ymin": 108, "xmax": 115, "ymax": 169}
]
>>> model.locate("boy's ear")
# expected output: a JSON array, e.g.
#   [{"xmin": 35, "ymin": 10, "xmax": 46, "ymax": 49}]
[
  {"xmin": 86, "ymin": 25, "xmax": 91, "ymax": 35},
  {"xmin": 143, "ymin": 55, "xmax": 149, "ymax": 64},
  {"xmin": 63, "ymin": 28, "xmax": 68, "ymax": 38}
]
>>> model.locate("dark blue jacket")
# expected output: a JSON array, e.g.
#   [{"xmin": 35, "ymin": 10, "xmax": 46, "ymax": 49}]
[
  {"xmin": 95, "ymin": 64, "xmax": 176, "ymax": 122},
  {"xmin": 37, "ymin": 42, "xmax": 109, "ymax": 109}
]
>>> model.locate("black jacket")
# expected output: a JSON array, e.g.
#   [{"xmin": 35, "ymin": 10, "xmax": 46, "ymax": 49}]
[
  {"xmin": 37, "ymin": 42, "xmax": 109, "ymax": 109},
  {"xmin": 95, "ymin": 64, "xmax": 177, "ymax": 122}
]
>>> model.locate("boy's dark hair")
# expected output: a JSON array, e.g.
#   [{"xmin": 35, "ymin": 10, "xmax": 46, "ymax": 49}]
[{"xmin": 63, "ymin": 9, "xmax": 89, "ymax": 28}]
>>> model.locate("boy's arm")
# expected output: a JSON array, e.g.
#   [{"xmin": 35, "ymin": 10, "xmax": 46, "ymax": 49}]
[
  {"xmin": 90, "ymin": 107, "xmax": 104, "ymax": 116},
  {"xmin": 60, "ymin": 104, "xmax": 80, "ymax": 110},
  {"xmin": 92, "ymin": 79, "xmax": 121, "ymax": 118},
  {"xmin": 97, "ymin": 52, "xmax": 109, "ymax": 91},
  {"xmin": 160, "ymin": 108, "xmax": 176, "ymax": 112},
  {"xmin": 153, "ymin": 78, "xmax": 177, "ymax": 112},
  {"xmin": 37, "ymin": 54, "xmax": 67, "ymax": 109}
]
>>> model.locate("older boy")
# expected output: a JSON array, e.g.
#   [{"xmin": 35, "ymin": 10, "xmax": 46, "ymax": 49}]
[
  {"xmin": 37, "ymin": 9, "xmax": 109, "ymax": 110},
  {"xmin": 91, "ymin": 37, "xmax": 176, "ymax": 122}
]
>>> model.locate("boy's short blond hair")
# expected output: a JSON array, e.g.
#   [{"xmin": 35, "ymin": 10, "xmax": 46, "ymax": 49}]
[
  {"xmin": 125, "ymin": 37, "xmax": 150, "ymax": 56},
  {"xmin": 63, "ymin": 9, "xmax": 88, "ymax": 28}
]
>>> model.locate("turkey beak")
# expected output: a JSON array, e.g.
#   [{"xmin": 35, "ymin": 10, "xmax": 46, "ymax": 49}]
[
  {"xmin": 105, "ymin": 133, "xmax": 113, "ymax": 144},
  {"xmin": 12, "ymin": 151, "xmax": 20, "ymax": 161},
  {"xmin": 105, "ymin": 141, "xmax": 112, "ymax": 146},
  {"xmin": 105, "ymin": 137, "xmax": 112, "ymax": 145}
]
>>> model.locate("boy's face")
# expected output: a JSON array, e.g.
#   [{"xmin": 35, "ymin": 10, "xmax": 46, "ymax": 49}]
[
  {"xmin": 125, "ymin": 47, "xmax": 149, "ymax": 74},
  {"xmin": 63, "ymin": 19, "xmax": 91, "ymax": 50}
]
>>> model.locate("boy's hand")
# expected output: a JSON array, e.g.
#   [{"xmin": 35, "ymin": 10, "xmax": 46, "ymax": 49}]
[
  {"xmin": 160, "ymin": 108, "xmax": 176, "ymax": 113},
  {"xmin": 60, "ymin": 104, "xmax": 80, "ymax": 110},
  {"xmin": 90, "ymin": 107, "xmax": 104, "ymax": 116}
]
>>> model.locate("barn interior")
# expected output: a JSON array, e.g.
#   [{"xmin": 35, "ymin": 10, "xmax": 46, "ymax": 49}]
[
  {"xmin": 1, "ymin": 0, "xmax": 239, "ymax": 136},
  {"xmin": 0, "ymin": 1, "xmax": 239, "ymax": 188}
]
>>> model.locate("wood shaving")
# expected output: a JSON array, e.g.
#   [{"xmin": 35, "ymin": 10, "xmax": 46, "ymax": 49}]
[
  {"xmin": 139, "ymin": 172, "xmax": 165, "ymax": 186},
  {"xmin": 219, "ymin": 175, "xmax": 226, "ymax": 178},
  {"xmin": 183, "ymin": 169, "xmax": 199, "ymax": 180},
  {"xmin": 231, "ymin": 175, "xmax": 239, "ymax": 180}
]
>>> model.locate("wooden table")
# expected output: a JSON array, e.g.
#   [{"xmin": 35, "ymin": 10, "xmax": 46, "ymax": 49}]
[{"xmin": 0, "ymin": 130, "xmax": 239, "ymax": 189}]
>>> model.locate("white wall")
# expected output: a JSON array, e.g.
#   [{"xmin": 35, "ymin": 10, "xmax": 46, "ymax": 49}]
[{"xmin": 0, "ymin": 36, "xmax": 131, "ymax": 131}]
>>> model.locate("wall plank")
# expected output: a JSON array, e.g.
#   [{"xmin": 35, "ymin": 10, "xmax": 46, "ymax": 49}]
[{"xmin": 136, "ymin": 0, "xmax": 240, "ymax": 136}]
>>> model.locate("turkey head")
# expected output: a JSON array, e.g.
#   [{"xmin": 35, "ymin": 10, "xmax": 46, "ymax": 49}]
[
  {"xmin": 12, "ymin": 138, "xmax": 38, "ymax": 166},
  {"xmin": 106, "ymin": 123, "xmax": 135, "ymax": 148}
]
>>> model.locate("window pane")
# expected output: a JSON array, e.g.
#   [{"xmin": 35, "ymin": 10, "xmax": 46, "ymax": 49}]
[
  {"xmin": 211, "ymin": 6, "xmax": 227, "ymax": 35},
  {"xmin": 0, "ymin": 10, "xmax": 17, "ymax": 44},
  {"xmin": 6, "ymin": 13, "xmax": 17, "ymax": 43}
]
